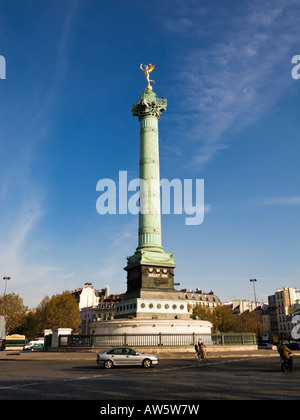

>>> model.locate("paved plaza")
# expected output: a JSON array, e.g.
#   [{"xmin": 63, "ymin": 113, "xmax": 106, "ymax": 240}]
[{"xmin": 0, "ymin": 351, "xmax": 299, "ymax": 401}]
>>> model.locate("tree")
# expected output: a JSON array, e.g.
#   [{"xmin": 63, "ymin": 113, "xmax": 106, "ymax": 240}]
[
  {"xmin": 193, "ymin": 306, "xmax": 214, "ymax": 324},
  {"xmin": 13, "ymin": 296, "xmax": 51, "ymax": 339},
  {"xmin": 235, "ymin": 310, "xmax": 266, "ymax": 335},
  {"xmin": 0, "ymin": 293, "xmax": 28, "ymax": 335},
  {"xmin": 42, "ymin": 291, "xmax": 81, "ymax": 333},
  {"xmin": 212, "ymin": 306, "xmax": 237, "ymax": 333},
  {"xmin": 13, "ymin": 311, "xmax": 40, "ymax": 339},
  {"xmin": 192, "ymin": 305, "xmax": 237, "ymax": 333},
  {"xmin": 11, "ymin": 292, "xmax": 81, "ymax": 337},
  {"xmin": 34, "ymin": 296, "xmax": 51, "ymax": 333}
]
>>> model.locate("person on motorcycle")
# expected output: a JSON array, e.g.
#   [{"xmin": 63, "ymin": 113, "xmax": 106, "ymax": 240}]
[{"xmin": 278, "ymin": 341, "xmax": 293, "ymax": 370}]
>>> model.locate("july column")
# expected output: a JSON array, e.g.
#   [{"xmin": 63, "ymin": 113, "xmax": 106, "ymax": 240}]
[{"xmin": 131, "ymin": 89, "xmax": 167, "ymax": 252}]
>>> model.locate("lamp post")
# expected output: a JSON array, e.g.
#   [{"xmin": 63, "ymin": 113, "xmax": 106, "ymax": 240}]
[
  {"xmin": 3, "ymin": 277, "xmax": 11, "ymax": 296},
  {"xmin": 250, "ymin": 278, "xmax": 260, "ymax": 339},
  {"xmin": 84, "ymin": 282, "xmax": 92, "ymax": 335},
  {"xmin": 2, "ymin": 277, "xmax": 11, "ymax": 314},
  {"xmin": 250, "ymin": 279, "xmax": 257, "ymax": 309}
]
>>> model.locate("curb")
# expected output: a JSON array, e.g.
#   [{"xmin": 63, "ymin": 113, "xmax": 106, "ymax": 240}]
[{"xmin": 0, "ymin": 349, "xmax": 287, "ymax": 361}]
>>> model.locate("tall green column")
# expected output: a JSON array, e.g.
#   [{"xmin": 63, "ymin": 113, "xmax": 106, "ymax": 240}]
[
  {"xmin": 134, "ymin": 89, "xmax": 164, "ymax": 251},
  {"xmin": 125, "ymin": 88, "xmax": 176, "ymax": 295}
]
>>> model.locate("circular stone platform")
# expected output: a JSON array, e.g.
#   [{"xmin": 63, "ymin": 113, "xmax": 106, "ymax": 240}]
[{"xmin": 91, "ymin": 318, "xmax": 212, "ymax": 337}]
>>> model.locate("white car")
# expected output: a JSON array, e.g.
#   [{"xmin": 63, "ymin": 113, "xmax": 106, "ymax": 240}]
[
  {"xmin": 97, "ymin": 346, "xmax": 159, "ymax": 369},
  {"xmin": 23, "ymin": 341, "xmax": 44, "ymax": 351}
]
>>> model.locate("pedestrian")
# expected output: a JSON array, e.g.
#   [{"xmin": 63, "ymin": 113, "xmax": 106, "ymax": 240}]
[{"xmin": 197, "ymin": 338, "xmax": 206, "ymax": 359}]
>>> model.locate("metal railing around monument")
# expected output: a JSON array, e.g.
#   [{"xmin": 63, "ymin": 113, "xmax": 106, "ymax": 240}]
[{"xmin": 57, "ymin": 332, "xmax": 256, "ymax": 349}]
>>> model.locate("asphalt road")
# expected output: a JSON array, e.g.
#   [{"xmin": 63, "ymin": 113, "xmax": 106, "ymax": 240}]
[{"xmin": 0, "ymin": 356, "xmax": 299, "ymax": 401}]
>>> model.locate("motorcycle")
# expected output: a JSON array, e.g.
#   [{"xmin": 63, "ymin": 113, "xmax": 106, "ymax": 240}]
[{"xmin": 281, "ymin": 356, "xmax": 293, "ymax": 372}]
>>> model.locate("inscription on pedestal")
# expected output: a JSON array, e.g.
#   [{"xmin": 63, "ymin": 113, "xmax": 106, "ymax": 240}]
[{"xmin": 126, "ymin": 265, "xmax": 175, "ymax": 294}]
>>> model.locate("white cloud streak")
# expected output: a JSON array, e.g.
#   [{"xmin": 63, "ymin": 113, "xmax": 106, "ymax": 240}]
[
  {"xmin": 165, "ymin": 0, "xmax": 300, "ymax": 166},
  {"xmin": 259, "ymin": 196, "xmax": 300, "ymax": 206},
  {"xmin": 0, "ymin": 3, "xmax": 81, "ymax": 307}
]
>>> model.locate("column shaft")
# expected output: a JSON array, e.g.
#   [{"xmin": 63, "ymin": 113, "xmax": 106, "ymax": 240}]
[{"xmin": 138, "ymin": 116, "xmax": 162, "ymax": 249}]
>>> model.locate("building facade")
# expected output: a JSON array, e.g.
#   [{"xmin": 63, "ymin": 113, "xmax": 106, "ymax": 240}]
[
  {"xmin": 71, "ymin": 285, "xmax": 112, "ymax": 333},
  {"xmin": 223, "ymin": 300, "xmax": 266, "ymax": 314},
  {"xmin": 268, "ymin": 286, "xmax": 300, "ymax": 341},
  {"xmin": 179, "ymin": 289, "xmax": 221, "ymax": 313},
  {"xmin": 273, "ymin": 287, "xmax": 300, "ymax": 340}
]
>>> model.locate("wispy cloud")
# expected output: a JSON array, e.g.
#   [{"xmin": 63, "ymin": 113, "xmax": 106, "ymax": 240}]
[
  {"xmin": 33, "ymin": 0, "xmax": 81, "ymax": 116},
  {"xmin": 165, "ymin": 0, "xmax": 300, "ymax": 166},
  {"xmin": 0, "ymin": 197, "xmax": 41, "ymax": 270},
  {"xmin": 0, "ymin": 3, "xmax": 81, "ymax": 307},
  {"xmin": 258, "ymin": 196, "xmax": 300, "ymax": 206},
  {"xmin": 56, "ymin": 0, "xmax": 80, "ymax": 81}
]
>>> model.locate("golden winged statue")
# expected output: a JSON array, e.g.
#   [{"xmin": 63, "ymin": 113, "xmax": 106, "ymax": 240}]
[{"xmin": 140, "ymin": 63, "xmax": 157, "ymax": 90}]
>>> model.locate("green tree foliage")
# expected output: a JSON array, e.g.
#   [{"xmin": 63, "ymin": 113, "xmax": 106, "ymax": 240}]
[
  {"xmin": 192, "ymin": 306, "xmax": 214, "ymax": 324},
  {"xmin": 13, "ymin": 311, "xmax": 40, "ymax": 338},
  {"xmin": 193, "ymin": 305, "xmax": 264, "ymax": 335},
  {"xmin": 13, "ymin": 292, "xmax": 81, "ymax": 337},
  {"xmin": 212, "ymin": 305, "xmax": 237, "ymax": 333},
  {"xmin": 42, "ymin": 291, "xmax": 81, "ymax": 332},
  {"xmin": 0, "ymin": 293, "xmax": 28, "ymax": 335},
  {"xmin": 34, "ymin": 296, "xmax": 51, "ymax": 333},
  {"xmin": 235, "ymin": 310, "xmax": 266, "ymax": 335}
]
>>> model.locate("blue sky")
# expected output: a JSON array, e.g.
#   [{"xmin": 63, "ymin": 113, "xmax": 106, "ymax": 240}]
[{"xmin": 0, "ymin": 0, "xmax": 299, "ymax": 308}]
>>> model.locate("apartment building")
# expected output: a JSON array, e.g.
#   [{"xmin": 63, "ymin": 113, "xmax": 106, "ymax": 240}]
[
  {"xmin": 179, "ymin": 289, "xmax": 221, "ymax": 313},
  {"xmin": 269, "ymin": 286, "xmax": 300, "ymax": 340},
  {"xmin": 71, "ymin": 285, "xmax": 111, "ymax": 333}
]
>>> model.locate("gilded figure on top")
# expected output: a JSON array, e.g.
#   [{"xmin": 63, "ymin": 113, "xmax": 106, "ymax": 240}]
[{"xmin": 140, "ymin": 63, "xmax": 157, "ymax": 90}]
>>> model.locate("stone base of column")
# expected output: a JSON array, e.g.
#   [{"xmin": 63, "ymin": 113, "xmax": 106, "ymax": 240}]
[{"xmin": 124, "ymin": 258, "xmax": 176, "ymax": 297}]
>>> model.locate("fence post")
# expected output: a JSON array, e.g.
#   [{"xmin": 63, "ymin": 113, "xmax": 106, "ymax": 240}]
[
  {"xmin": 159, "ymin": 332, "xmax": 162, "ymax": 346},
  {"xmin": 124, "ymin": 333, "xmax": 127, "ymax": 346},
  {"xmin": 221, "ymin": 333, "xmax": 225, "ymax": 346}
]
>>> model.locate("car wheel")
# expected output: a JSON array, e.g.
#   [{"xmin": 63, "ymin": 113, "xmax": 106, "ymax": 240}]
[
  {"xmin": 143, "ymin": 358, "xmax": 152, "ymax": 368},
  {"xmin": 104, "ymin": 360, "xmax": 113, "ymax": 369}
]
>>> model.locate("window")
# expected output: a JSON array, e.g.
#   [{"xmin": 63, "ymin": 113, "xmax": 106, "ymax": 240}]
[{"xmin": 108, "ymin": 348, "xmax": 131, "ymax": 355}]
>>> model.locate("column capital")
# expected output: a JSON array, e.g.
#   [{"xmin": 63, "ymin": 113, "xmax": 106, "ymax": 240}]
[{"xmin": 132, "ymin": 90, "xmax": 167, "ymax": 120}]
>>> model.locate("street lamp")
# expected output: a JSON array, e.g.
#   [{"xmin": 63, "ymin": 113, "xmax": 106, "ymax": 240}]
[
  {"xmin": 2, "ymin": 277, "xmax": 11, "ymax": 314},
  {"xmin": 250, "ymin": 279, "xmax": 257, "ymax": 310},
  {"xmin": 250, "ymin": 278, "xmax": 260, "ymax": 339},
  {"xmin": 3, "ymin": 277, "xmax": 11, "ymax": 297},
  {"xmin": 84, "ymin": 282, "xmax": 92, "ymax": 335}
]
